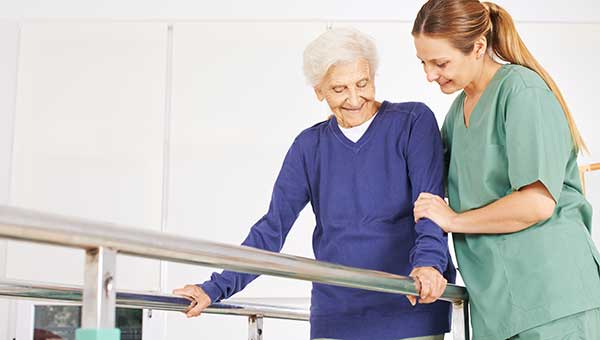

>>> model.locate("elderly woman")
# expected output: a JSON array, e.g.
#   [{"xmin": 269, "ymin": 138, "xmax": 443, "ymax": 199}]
[{"xmin": 173, "ymin": 27, "xmax": 455, "ymax": 340}]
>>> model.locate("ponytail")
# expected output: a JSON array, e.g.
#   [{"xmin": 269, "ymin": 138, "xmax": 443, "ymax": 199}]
[
  {"xmin": 413, "ymin": 0, "xmax": 588, "ymax": 153},
  {"xmin": 483, "ymin": 2, "xmax": 588, "ymax": 153}
]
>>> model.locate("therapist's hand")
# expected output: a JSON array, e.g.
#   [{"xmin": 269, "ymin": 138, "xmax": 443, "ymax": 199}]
[
  {"xmin": 172, "ymin": 284, "xmax": 212, "ymax": 318},
  {"xmin": 413, "ymin": 192, "xmax": 458, "ymax": 232},
  {"xmin": 406, "ymin": 266, "xmax": 447, "ymax": 305}
]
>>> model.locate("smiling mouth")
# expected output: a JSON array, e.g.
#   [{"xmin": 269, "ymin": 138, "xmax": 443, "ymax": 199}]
[
  {"xmin": 342, "ymin": 103, "xmax": 364, "ymax": 112},
  {"xmin": 438, "ymin": 80, "xmax": 451, "ymax": 86}
]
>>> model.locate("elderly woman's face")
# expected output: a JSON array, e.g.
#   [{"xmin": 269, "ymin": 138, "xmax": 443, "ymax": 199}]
[{"xmin": 314, "ymin": 58, "xmax": 377, "ymax": 128}]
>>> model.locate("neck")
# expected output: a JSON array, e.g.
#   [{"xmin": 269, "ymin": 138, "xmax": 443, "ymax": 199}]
[{"xmin": 464, "ymin": 57, "xmax": 503, "ymax": 99}]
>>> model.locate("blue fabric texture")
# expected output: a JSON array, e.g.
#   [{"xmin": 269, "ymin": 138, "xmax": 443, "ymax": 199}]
[{"xmin": 199, "ymin": 101, "xmax": 456, "ymax": 339}]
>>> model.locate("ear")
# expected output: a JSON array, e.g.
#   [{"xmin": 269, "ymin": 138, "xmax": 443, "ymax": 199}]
[
  {"xmin": 473, "ymin": 35, "xmax": 488, "ymax": 58},
  {"xmin": 314, "ymin": 86, "xmax": 325, "ymax": 101}
]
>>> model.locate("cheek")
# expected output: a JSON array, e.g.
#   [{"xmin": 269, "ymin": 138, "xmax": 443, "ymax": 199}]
[
  {"xmin": 361, "ymin": 86, "xmax": 375, "ymax": 99},
  {"xmin": 448, "ymin": 62, "xmax": 469, "ymax": 83},
  {"xmin": 325, "ymin": 95, "xmax": 344, "ymax": 110},
  {"xmin": 440, "ymin": 67, "xmax": 460, "ymax": 85},
  {"xmin": 440, "ymin": 66, "xmax": 455, "ymax": 80}
]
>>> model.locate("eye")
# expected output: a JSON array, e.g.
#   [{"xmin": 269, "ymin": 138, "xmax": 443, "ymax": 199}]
[
  {"xmin": 356, "ymin": 79, "xmax": 368, "ymax": 88},
  {"xmin": 437, "ymin": 61, "xmax": 448, "ymax": 68},
  {"xmin": 333, "ymin": 86, "xmax": 345, "ymax": 93}
]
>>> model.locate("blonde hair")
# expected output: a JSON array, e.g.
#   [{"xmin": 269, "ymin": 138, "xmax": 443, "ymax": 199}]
[
  {"xmin": 303, "ymin": 27, "xmax": 379, "ymax": 87},
  {"xmin": 412, "ymin": 0, "xmax": 588, "ymax": 153}
]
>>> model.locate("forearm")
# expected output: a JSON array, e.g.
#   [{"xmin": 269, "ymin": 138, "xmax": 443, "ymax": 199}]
[
  {"xmin": 198, "ymin": 213, "xmax": 295, "ymax": 301},
  {"xmin": 411, "ymin": 219, "xmax": 448, "ymax": 273},
  {"xmin": 449, "ymin": 184, "xmax": 555, "ymax": 234}
]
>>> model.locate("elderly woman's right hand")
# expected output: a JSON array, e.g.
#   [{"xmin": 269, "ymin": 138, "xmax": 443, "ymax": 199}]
[{"xmin": 172, "ymin": 284, "xmax": 212, "ymax": 318}]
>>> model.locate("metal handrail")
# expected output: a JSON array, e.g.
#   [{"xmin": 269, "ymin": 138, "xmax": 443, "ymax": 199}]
[
  {"xmin": 0, "ymin": 279, "xmax": 309, "ymax": 321},
  {"xmin": 0, "ymin": 205, "xmax": 468, "ymax": 302},
  {"xmin": 579, "ymin": 162, "xmax": 600, "ymax": 195},
  {"xmin": 0, "ymin": 205, "xmax": 470, "ymax": 339},
  {"xmin": 582, "ymin": 163, "xmax": 600, "ymax": 172}
]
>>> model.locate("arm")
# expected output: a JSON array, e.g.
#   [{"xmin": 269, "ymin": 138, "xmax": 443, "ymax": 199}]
[
  {"xmin": 174, "ymin": 140, "xmax": 310, "ymax": 316},
  {"xmin": 414, "ymin": 180, "xmax": 555, "ymax": 234},
  {"xmin": 405, "ymin": 104, "xmax": 450, "ymax": 304},
  {"xmin": 406, "ymin": 104, "xmax": 449, "ymax": 272}
]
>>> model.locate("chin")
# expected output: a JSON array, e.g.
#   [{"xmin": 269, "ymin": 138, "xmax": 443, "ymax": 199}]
[{"xmin": 440, "ymin": 84, "xmax": 460, "ymax": 94}]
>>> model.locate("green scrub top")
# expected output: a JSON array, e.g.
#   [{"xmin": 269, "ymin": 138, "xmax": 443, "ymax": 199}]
[{"xmin": 442, "ymin": 64, "xmax": 600, "ymax": 340}]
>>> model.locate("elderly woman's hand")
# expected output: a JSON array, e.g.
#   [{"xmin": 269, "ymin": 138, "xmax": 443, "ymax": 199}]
[
  {"xmin": 172, "ymin": 284, "xmax": 212, "ymax": 318},
  {"xmin": 413, "ymin": 192, "xmax": 458, "ymax": 232},
  {"xmin": 406, "ymin": 266, "xmax": 448, "ymax": 305}
]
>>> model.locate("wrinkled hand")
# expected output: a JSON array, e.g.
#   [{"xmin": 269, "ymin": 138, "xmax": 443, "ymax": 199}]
[
  {"xmin": 413, "ymin": 192, "xmax": 457, "ymax": 232},
  {"xmin": 172, "ymin": 284, "xmax": 212, "ymax": 318},
  {"xmin": 406, "ymin": 266, "xmax": 448, "ymax": 305}
]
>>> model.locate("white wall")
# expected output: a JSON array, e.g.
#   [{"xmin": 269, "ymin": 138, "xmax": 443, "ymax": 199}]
[
  {"xmin": 0, "ymin": 22, "xmax": 18, "ymax": 206},
  {"xmin": 0, "ymin": 1, "xmax": 599, "ymax": 339},
  {"xmin": 0, "ymin": 0, "xmax": 599, "ymax": 22},
  {"xmin": 0, "ymin": 19, "xmax": 19, "ymax": 340},
  {"xmin": 9, "ymin": 22, "xmax": 166, "ymax": 291}
]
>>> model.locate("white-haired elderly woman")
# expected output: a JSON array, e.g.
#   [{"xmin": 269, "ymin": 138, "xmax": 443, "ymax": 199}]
[{"xmin": 173, "ymin": 27, "xmax": 455, "ymax": 340}]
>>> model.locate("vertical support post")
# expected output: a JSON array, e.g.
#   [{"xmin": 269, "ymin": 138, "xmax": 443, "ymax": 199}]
[
  {"xmin": 452, "ymin": 300, "xmax": 470, "ymax": 340},
  {"xmin": 463, "ymin": 300, "xmax": 470, "ymax": 340},
  {"xmin": 76, "ymin": 247, "xmax": 120, "ymax": 340},
  {"xmin": 248, "ymin": 315, "xmax": 263, "ymax": 340}
]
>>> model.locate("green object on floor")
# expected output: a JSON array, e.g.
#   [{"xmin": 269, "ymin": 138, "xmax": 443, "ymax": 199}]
[{"xmin": 75, "ymin": 328, "xmax": 121, "ymax": 340}]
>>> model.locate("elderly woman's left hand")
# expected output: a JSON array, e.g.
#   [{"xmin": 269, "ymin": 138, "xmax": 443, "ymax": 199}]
[
  {"xmin": 406, "ymin": 266, "xmax": 448, "ymax": 305},
  {"xmin": 413, "ymin": 192, "xmax": 458, "ymax": 232}
]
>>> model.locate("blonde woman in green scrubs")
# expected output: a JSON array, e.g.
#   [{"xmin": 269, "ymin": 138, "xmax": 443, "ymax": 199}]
[{"xmin": 411, "ymin": 1, "xmax": 600, "ymax": 339}]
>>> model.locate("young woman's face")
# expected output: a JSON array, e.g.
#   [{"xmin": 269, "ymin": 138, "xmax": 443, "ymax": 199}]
[{"xmin": 413, "ymin": 35, "xmax": 480, "ymax": 94}]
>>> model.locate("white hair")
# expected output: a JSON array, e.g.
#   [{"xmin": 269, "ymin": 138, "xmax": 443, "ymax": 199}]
[{"xmin": 303, "ymin": 27, "xmax": 379, "ymax": 87}]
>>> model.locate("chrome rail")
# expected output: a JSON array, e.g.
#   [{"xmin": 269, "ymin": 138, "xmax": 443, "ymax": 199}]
[
  {"xmin": 0, "ymin": 206, "xmax": 467, "ymax": 301},
  {"xmin": 0, "ymin": 279, "xmax": 310, "ymax": 321},
  {"xmin": 580, "ymin": 162, "xmax": 600, "ymax": 195},
  {"xmin": 0, "ymin": 205, "xmax": 470, "ymax": 339}
]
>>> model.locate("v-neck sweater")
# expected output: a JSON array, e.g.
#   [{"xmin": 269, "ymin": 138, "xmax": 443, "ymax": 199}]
[{"xmin": 200, "ymin": 101, "xmax": 456, "ymax": 339}]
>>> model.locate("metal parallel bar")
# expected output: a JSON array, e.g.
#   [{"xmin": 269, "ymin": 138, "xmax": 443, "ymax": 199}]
[
  {"xmin": 0, "ymin": 205, "xmax": 468, "ymax": 302},
  {"xmin": 0, "ymin": 279, "xmax": 310, "ymax": 321},
  {"xmin": 579, "ymin": 162, "xmax": 600, "ymax": 195},
  {"xmin": 581, "ymin": 163, "xmax": 600, "ymax": 179},
  {"xmin": 463, "ymin": 301, "xmax": 471, "ymax": 340},
  {"xmin": 81, "ymin": 247, "xmax": 117, "ymax": 329},
  {"xmin": 248, "ymin": 315, "xmax": 263, "ymax": 340},
  {"xmin": 451, "ymin": 301, "xmax": 466, "ymax": 340}
]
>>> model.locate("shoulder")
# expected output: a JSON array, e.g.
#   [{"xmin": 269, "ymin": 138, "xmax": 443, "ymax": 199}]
[
  {"xmin": 291, "ymin": 119, "xmax": 330, "ymax": 151},
  {"xmin": 296, "ymin": 119, "xmax": 328, "ymax": 139},
  {"xmin": 381, "ymin": 101, "xmax": 442, "ymax": 142},
  {"xmin": 497, "ymin": 65, "xmax": 564, "ymax": 112},
  {"xmin": 500, "ymin": 64, "xmax": 551, "ymax": 93},
  {"xmin": 381, "ymin": 101, "xmax": 436, "ymax": 122}
]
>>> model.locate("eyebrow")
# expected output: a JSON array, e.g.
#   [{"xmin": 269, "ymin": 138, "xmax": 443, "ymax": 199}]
[{"xmin": 417, "ymin": 56, "xmax": 448, "ymax": 63}]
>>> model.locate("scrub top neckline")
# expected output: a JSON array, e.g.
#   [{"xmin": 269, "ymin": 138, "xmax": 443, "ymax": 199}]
[
  {"xmin": 329, "ymin": 100, "xmax": 388, "ymax": 152},
  {"xmin": 459, "ymin": 64, "xmax": 509, "ymax": 129}
]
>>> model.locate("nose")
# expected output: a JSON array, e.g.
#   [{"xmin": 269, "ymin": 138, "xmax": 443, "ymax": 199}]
[
  {"xmin": 347, "ymin": 88, "xmax": 360, "ymax": 107},
  {"xmin": 426, "ymin": 69, "xmax": 440, "ymax": 83},
  {"xmin": 424, "ymin": 64, "xmax": 440, "ymax": 82}
]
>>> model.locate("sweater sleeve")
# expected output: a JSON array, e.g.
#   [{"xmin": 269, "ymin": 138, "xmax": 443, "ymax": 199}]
[
  {"xmin": 406, "ymin": 103, "xmax": 450, "ymax": 274},
  {"xmin": 199, "ymin": 139, "xmax": 310, "ymax": 302}
]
